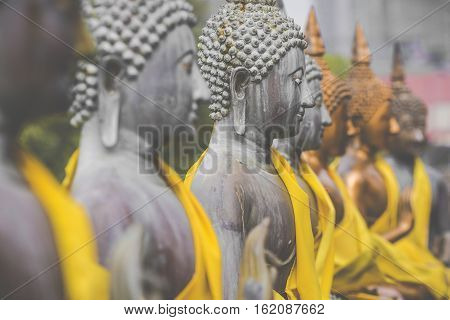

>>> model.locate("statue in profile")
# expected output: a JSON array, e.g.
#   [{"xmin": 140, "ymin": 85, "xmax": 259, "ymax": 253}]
[
  {"xmin": 0, "ymin": 0, "xmax": 107, "ymax": 299},
  {"xmin": 186, "ymin": 0, "xmax": 322, "ymax": 300},
  {"xmin": 384, "ymin": 43, "xmax": 450, "ymax": 266},
  {"xmin": 273, "ymin": 55, "xmax": 335, "ymax": 299},
  {"xmin": 65, "ymin": 0, "xmax": 221, "ymax": 300}
]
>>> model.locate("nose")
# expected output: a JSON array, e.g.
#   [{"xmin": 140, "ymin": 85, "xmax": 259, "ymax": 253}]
[
  {"xmin": 389, "ymin": 116, "xmax": 400, "ymax": 135},
  {"xmin": 321, "ymin": 103, "xmax": 332, "ymax": 127},
  {"xmin": 192, "ymin": 64, "xmax": 211, "ymax": 103},
  {"xmin": 301, "ymin": 80, "xmax": 315, "ymax": 109}
]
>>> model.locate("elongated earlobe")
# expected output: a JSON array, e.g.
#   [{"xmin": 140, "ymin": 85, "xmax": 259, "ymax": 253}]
[
  {"xmin": 230, "ymin": 67, "xmax": 250, "ymax": 136},
  {"xmin": 98, "ymin": 56, "xmax": 124, "ymax": 149}
]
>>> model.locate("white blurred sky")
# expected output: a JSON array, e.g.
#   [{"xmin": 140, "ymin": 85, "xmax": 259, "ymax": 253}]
[{"xmin": 284, "ymin": 0, "xmax": 314, "ymax": 25}]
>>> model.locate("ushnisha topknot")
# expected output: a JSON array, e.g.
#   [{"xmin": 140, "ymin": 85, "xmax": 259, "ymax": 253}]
[
  {"xmin": 69, "ymin": 0, "xmax": 196, "ymax": 128},
  {"xmin": 198, "ymin": 0, "xmax": 308, "ymax": 121}
]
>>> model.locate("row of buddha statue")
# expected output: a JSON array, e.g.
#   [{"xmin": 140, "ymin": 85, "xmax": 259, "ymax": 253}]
[{"xmin": 0, "ymin": 0, "xmax": 448, "ymax": 300}]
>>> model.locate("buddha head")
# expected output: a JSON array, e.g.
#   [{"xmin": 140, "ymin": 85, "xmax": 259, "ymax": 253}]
[
  {"xmin": 70, "ymin": 0, "xmax": 210, "ymax": 148},
  {"xmin": 198, "ymin": 0, "xmax": 312, "ymax": 140},
  {"xmin": 388, "ymin": 43, "xmax": 428, "ymax": 158},
  {"xmin": 294, "ymin": 55, "xmax": 331, "ymax": 152},
  {"xmin": 305, "ymin": 7, "xmax": 351, "ymax": 156},
  {"xmin": 346, "ymin": 23, "xmax": 399, "ymax": 152},
  {"xmin": 0, "ymin": 0, "xmax": 88, "ymax": 129}
]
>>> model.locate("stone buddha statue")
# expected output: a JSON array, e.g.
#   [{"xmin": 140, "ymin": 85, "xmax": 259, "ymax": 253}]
[
  {"xmin": 337, "ymin": 24, "xmax": 407, "ymax": 241},
  {"xmin": 186, "ymin": 0, "xmax": 321, "ymax": 300},
  {"xmin": 273, "ymin": 54, "xmax": 335, "ymax": 299},
  {"xmin": 66, "ymin": 0, "xmax": 221, "ymax": 300},
  {"xmin": 275, "ymin": 55, "xmax": 332, "ymax": 235},
  {"xmin": 384, "ymin": 43, "xmax": 450, "ymax": 265},
  {"xmin": 0, "ymin": 0, "xmax": 108, "ymax": 299}
]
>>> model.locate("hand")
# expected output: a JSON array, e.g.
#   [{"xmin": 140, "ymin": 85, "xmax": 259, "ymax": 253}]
[
  {"xmin": 398, "ymin": 187, "xmax": 414, "ymax": 234},
  {"xmin": 238, "ymin": 218, "xmax": 277, "ymax": 300}
]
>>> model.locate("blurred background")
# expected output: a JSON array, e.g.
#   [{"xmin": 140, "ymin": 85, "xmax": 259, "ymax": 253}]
[{"xmin": 20, "ymin": 0, "xmax": 450, "ymax": 181}]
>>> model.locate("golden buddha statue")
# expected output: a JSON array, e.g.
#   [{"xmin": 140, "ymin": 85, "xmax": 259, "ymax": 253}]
[{"xmin": 337, "ymin": 23, "xmax": 407, "ymax": 240}]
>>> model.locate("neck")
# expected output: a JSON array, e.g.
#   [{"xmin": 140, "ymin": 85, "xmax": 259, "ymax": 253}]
[
  {"xmin": 274, "ymin": 137, "xmax": 301, "ymax": 170},
  {"xmin": 78, "ymin": 113, "xmax": 153, "ymax": 166},
  {"xmin": 303, "ymin": 150, "xmax": 327, "ymax": 174},
  {"xmin": 390, "ymin": 149, "xmax": 416, "ymax": 166},
  {"xmin": 348, "ymin": 136, "xmax": 377, "ymax": 162},
  {"xmin": 208, "ymin": 116, "xmax": 274, "ymax": 170}
]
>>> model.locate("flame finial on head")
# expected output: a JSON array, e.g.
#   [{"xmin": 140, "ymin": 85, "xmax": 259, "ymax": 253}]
[
  {"xmin": 347, "ymin": 23, "xmax": 391, "ymax": 124},
  {"xmin": 352, "ymin": 23, "xmax": 371, "ymax": 65},
  {"xmin": 304, "ymin": 7, "xmax": 351, "ymax": 115},
  {"xmin": 305, "ymin": 7, "xmax": 325, "ymax": 57},
  {"xmin": 391, "ymin": 42, "xmax": 406, "ymax": 84},
  {"xmin": 390, "ymin": 43, "xmax": 427, "ymax": 124}
]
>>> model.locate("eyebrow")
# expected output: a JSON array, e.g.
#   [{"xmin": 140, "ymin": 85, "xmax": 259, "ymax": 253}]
[
  {"xmin": 176, "ymin": 50, "xmax": 194, "ymax": 63},
  {"xmin": 289, "ymin": 66, "xmax": 304, "ymax": 77}
]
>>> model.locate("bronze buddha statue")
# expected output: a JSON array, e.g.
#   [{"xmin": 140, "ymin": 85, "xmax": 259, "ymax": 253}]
[{"xmin": 337, "ymin": 24, "xmax": 408, "ymax": 241}]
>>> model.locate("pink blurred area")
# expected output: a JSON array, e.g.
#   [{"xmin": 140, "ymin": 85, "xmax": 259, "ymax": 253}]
[{"xmin": 383, "ymin": 73, "xmax": 450, "ymax": 146}]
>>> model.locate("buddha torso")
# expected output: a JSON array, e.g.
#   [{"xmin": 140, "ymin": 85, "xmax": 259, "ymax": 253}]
[
  {"xmin": 190, "ymin": 144, "xmax": 296, "ymax": 298},
  {"xmin": 294, "ymin": 169, "xmax": 320, "ymax": 238},
  {"xmin": 313, "ymin": 165, "xmax": 345, "ymax": 226},
  {"xmin": 0, "ymin": 161, "xmax": 64, "ymax": 299},
  {"xmin": 339, "ymin": 152, "xmax": 388, "ymax": 227},
  {"xmin": 71, "ymin": 129, "xmax": 195, "ymax": 299}
]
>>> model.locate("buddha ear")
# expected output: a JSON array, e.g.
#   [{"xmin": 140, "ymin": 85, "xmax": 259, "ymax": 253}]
[
  {"xmin": 230, "ymin": 67, "xmax": 251, "ymax": 135},
  {"xmin": 98, "ymin": 55, "xmax": 124, "ymax": 149}
]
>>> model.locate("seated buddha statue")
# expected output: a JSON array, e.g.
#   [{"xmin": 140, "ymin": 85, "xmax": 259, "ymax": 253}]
[
  {"xmin": 384, "ymin": 43, "xmax": 450, "ymax": 266},
  {"xmin": 273, "ymin": 55, "xmax": 335, "ymax": 299},
  {"xmin": 65, "ymin": 0, "xmax": 221, "ymax": 300},
  {"xmin": 337, "ymin": 23, "xmax": 406, "ymax": 240},
  {"xmin": 0, "ymin": 0, "xmax": 108, "ymax": 299},
  {"xmin": 337, "ymin": 24, "xmax": 449, "ymax": 299},
  {"xmin": 185, "ymin": 0, "xmax": 321, "ymax": 300}
]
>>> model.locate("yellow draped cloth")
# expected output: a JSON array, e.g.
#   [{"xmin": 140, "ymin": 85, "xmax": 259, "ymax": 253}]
[
  {"xmin": 299, "ymin": 162, "xmax": 335, "ymax": 299},
  {"xmin": 185, "ymin": 149, "xmax": 322, "ymax": 300},
  {"xmin": 19, "ymin": 151, "xmax": 109, "ymax": 300},
  {"xmin": 329, "ymin": 162, "xmax": 450, "ymax": 299},
  {"xmin": 63, "ymin": 150, "xmax": 222, "ymax": 300},
  {"xmin": 333, "ymin": 156, "xmax": 448, "ymax": 299}
]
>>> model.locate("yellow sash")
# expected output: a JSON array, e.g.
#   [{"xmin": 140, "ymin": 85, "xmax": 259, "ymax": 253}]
[
  {"xmin": 370, "ymin": 156, "xmax": 449, "ymax": 298},
  {"xmin": 409, "ymin": 158, "xmax": 432, "ymax": 248},
  {"xmin": 185, "ymin": 149, "xmax": 322, "ymax": 300},
  {"xmin": 329, "ymin": 161, "xmax": 391, "ymax": 294},
  {"xmin": 63, "ymin": 150, "xmax": 222, "ymax": 300},
  {"xmin": 299, "ymin": 162, "xmax": 335, "ymax": 299},
  {"xmin": 20, "ymin": 152, "xmax": 109, "ymax": 300}
]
